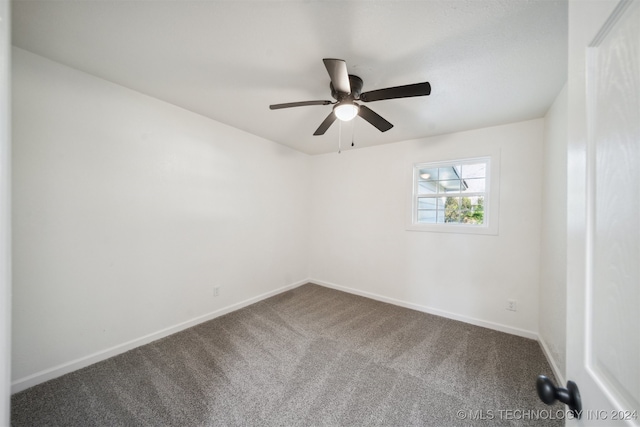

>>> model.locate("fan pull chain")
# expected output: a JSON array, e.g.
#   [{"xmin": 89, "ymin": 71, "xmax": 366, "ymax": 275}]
[
  {"xmin": 338, "ymin": 120, "xmax": 342, "ymax": 154},
  {"xmin": 351, "ymin": 117, "xmax": 356, "ymax": 147}
]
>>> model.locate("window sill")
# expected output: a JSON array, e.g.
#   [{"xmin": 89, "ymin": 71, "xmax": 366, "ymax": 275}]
[{"xmin": 405, "ymin": 222, "xmax": 498, "ymax": 235}]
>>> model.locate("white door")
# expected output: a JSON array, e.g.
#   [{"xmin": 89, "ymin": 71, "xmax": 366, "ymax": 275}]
[{"xmin": 566, "ymin": 0, "xmax": 639, "ymax": 425}]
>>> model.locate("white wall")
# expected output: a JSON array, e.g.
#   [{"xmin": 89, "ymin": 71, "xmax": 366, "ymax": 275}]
[
  {"xmin": 0, "ymin": 0, "xmax": 11, "ymax": 422},
  {"xmin": 11, "ymin": 48, "xmax": 310, "ymax": 389},
  {"xmin": 538, "ymin": 83, "xmax": 568, "ymax": 383},
  {"xmin": 309, "ymin": 119, "xmax": 544, "ymax": 337}
]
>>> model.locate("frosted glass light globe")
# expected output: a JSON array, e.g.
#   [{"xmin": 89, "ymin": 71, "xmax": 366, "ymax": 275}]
[{"xmin": 334, "ymin": 103, "xmax": 359, "ymax": 121}]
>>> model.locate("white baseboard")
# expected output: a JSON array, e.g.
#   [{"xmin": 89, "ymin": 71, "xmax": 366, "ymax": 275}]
[
  {"xmin": 309, "ymin": 278, "xmax": 538, "ymax": 340},
  {"xmin": 538, "ymin": 334, "xmax": 566, "ymax": 385},
  {"xmin": 11, "ymin": 279, "xmax": 309, "ymax": 394}
]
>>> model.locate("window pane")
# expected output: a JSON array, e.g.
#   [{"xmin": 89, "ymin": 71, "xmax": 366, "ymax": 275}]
[
  {"xmin": 418, "ymin": 167, "xmax": 439, "ymax": 181},
  {"xmin": 417, "ymin": 210, "xmax": 437, "ymax": 223},
  {"xmin": 461, "ymin": 163, "xmax": 486, "ymax": 179},
  {"xmin": 417, "ymin": 181, "xmax": 437, "ymax": 194},
  {"xmin": 439, "ymin": 180, "xmax": 461, "ymax": 193},
  {"xmin": 460, "ymin": 196, "xmax": 484, "ymax": 224},
  {"xmin": 461, "ymin": 178, "xmax": 485, "ymax": 193},
  {"xmin": 418, "ymin": 197, "xmax": 437, "ymax": 209},
  {"xmin": 441, "ymin": 197, "xmax": 461, "ymax": 223},
  {"xmin": 438, "ymin": 166, "xmax": 460, "ymax": 181}
]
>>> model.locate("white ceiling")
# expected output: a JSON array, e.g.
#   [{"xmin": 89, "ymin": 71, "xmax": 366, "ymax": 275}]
[{"xmin": 11, "ymin": 0, "xmax": 568, "ymax": 155}]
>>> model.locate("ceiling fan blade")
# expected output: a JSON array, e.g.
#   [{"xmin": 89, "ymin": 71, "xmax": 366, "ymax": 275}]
[
  {"xmin": 269, "ymin": 100, "xmax": 332, "ymax": 110},
  {"xmin": 313, "ymin": 112, "xmax": 337, "ymax": 136},
  {"xmin": 360, "ymin": 82, "xmax": 431, "ymax": 102},
  {"xmin": 358, "ymin": 105, "xmax": 393, "ymax": 132},
  {"xmin": 323, "ymin": 58, "xmax": 351, "ymax": 95}
]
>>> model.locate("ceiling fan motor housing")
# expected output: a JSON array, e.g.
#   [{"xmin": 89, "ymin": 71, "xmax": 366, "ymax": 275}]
[{"xmin": 331, "ymin": 75, "xmax": 363, "ymax": 101}]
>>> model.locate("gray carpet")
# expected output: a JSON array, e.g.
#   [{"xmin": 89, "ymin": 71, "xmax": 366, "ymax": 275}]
[{"xmin": 11, "ymin": 283, "xmax": 563, "ymax": 426}]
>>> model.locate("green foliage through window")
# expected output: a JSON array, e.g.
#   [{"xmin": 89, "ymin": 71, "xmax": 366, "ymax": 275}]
[{"xmin": 444, "ymin": 196, "xmax": 484, "ymax": 224}]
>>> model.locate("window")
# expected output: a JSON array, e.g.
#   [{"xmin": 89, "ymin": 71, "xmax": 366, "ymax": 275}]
[{"xmin": 408, "ymin": 155, "xmax": 499, "ymax": 235}]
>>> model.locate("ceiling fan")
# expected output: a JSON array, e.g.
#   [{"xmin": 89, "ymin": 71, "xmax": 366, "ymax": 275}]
[{"xmin": 269, "ymin": 58, "xmax": 431, "ymax": 136}]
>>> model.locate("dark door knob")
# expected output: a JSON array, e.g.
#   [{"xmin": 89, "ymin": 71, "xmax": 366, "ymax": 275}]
[{"xmin": 536, "ymin": 375, "xmax": 582, "ymax": 418}]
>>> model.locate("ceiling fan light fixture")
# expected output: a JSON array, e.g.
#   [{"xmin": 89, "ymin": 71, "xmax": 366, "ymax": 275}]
[
  {"xmin": 269, "ymin": 58, "xmax": 430, "ymax": 135},
  {"xmin": 334, "ymin": 103, "xmax": 359, "ymax": 121}
]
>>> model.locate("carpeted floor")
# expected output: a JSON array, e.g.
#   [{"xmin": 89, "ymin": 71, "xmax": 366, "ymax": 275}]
[{"xmin": 11, "ymin": 283, "xmax": 564, "ymax": 426}]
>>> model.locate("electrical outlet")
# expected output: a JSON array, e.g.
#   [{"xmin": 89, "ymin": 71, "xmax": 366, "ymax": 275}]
[
  {"xmin": 213, "ymin": 286, "xmax": 220, "ymax": 297},
  {"xmin": 507, "ymin": 299, "xmax": 517, "ymax": 312}
]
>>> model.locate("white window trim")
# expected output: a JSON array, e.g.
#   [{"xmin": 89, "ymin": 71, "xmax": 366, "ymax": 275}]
[{"xmin": 406, "ymin": 152, "xmax": 500, "ymax": 235}]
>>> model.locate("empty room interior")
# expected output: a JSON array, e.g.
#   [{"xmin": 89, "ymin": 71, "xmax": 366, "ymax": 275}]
[{"xmin": 2, "ymin": 0, "xmax": 639, "ymax": 425}]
